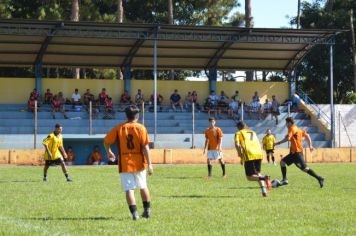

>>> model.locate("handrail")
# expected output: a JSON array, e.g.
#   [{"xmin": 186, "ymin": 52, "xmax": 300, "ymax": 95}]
[
  {"xmin": 297, "ymin": 88, "xmax": 331, "ymax": 126},
  {"xmin": 338, "ymin": 111, "xmax": 353, "ymax": 147}
]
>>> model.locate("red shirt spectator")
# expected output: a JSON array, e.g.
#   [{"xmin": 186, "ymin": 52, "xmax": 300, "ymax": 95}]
[
  {"xmin": 30, "ymin": 88, "xmax": 40, "ymax": 100},
  {"xmin": 28, "ymin": 97, "xmax": 37, "ymax": 112},
  {"xmin": 44, "ymin": 89, "xmax": 53, "ymax": 104},
  {"xmin": 98, "ymin": 88, "xmax": 109, "ymax": 105},
  {"xmin": 120, "ymin": 90, "xmax": 131, "ymax": 105}
]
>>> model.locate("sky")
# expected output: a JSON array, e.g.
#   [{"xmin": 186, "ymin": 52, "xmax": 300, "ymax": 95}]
[{"xmin": 236, "ymin": 0, "xmax": 315, "ymax": 28}]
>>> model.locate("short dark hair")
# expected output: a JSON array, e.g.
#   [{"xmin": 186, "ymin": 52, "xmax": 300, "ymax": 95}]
[
  {"xmin": 208, "ymin": 117, "xmax": 215, "ymax": 122},
  {"xmin": 236, "ymin": 121, "xmax": 247, "ymax": 130},
  {"xmin": 125, "ymin": 105, "xmax": 140, "ymax": 120},
  {"xmin": 285, "ymin": 117, "xmax": 294, "ymax": 124},
  {"xmin": 55, "ymin": 123, "xmax": 62, "ymax": 128}
]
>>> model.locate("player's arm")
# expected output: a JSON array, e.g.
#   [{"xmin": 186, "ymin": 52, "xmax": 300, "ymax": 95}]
[
  {"xmin": 275, "ymin": 134, "xmax": 290, "ymax": 146},
  {"xmin": 142, "ymin": 144, "xmax": 153, "ymax": 175},
  {"xmin": 234, "ymin": 141, "xmax": 243, "ymax": 165},
  {"xmin": 103, "ymin": 141, "xmax": 115, "ymax": 162},
  {"xmin": 304, "ymin": 132, "xmax": 314, "ymax": 152},
  {"xmin": 203, "ymin": 138, "xmax": 208, "ymax": 154},
  {"xmin": 58, "ymin": 145, "xmax": 68, "ymax": 160}
]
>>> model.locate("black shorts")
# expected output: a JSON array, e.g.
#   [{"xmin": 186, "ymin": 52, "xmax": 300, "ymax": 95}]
[
  {"xmin": 45, "ymin": 158, "xmax": 64, "ymax": 166},
  {"xmin": 282, "ymin": 152, "xmax": 307, "ymax": 170},
  {"xmin": 244, "ymin": 159, "xmax": 261, "ymax": 176},
  {"xmin": 265, "ymin": 150, "xmax": 274, "ymax": 155}
]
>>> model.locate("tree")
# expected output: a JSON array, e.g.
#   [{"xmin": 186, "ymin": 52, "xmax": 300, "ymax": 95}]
[
  {"xmin": 117, "ymin": 0, "xmax": 123, "ymax": 23},
  {"xmin": 245, "ymin": 0, "xmax": 254, "ymax": 81},
  {"xmin": 71, "ymin": 0, "xmax": 80, "ymax": 79}
]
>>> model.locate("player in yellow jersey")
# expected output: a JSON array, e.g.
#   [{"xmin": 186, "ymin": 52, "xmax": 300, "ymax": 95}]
[
  {"xmin": 203, "ymin": 117, "xmax": 226, "ymax": 179},
  {"xmin": 234, "ymin": 121, "xmax": 271, "ymax": 197},
  {"xmin": 42, "ymin": 124, "xmax": 72, "ymax": 182},
  {"xmin": 262, "ymin": 129, "xmax": 276, "ymax": 165}
]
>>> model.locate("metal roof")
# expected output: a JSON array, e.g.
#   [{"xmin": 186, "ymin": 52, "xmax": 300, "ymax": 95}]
[{"xmin": 0, "ymin": 19, "xmax": 342, "ymax": 72}]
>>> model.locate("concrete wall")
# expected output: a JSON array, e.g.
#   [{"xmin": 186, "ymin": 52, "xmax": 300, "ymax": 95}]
[
  {"xmin": 1, "ymin": 148, "xmax": 355, "ymax": 165},
  {"xmin": 0, "ymin": 78, "xmax": 288, "ymax": 105}
]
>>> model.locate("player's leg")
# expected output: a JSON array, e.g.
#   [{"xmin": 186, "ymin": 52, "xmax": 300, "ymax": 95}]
[
  {"xmin": 271, "ymin": 151, "xmax": 276, "ymax": 165},
  {"xmin": 121, "ymin": 173, "xmax": 140, "ymax": 220},
  {"xmin": 244, "ymin": 160, "xmax": 268, "ymax": 197},
  {"xmin": 136, "ymin": 170, "xmax": 151, "ymax": 218},
  {"xmin": 43, "ymin": 162, "xmax": 50, "ymax": 181},
  {"xmin": 266, "ymin": 151, "xmax": 270, "ymax": 163},
  {"xmin": 295, "ymin": 153, "xmax": 324, "ymax": 188},
  {"xmin": 171, "ymin": 102, "xmax": 176, "ymax": 112},
  {"xmin": 206, "ymin": 155, "xmax": 213, "ymax": 178},
  {"xmin": 218, "ymin": 157, "xmax": 226, "ymax": 177},
  {"xmin": 126, "ymin": 190, "xmax": 139, "ymax": 220},
  {"xmin": 59, "ymin": 159, "xmax": 72, "ymax": 182},
  {"xmin": 280, "ymin": 153, "xmax": 294, "ymax": 185}
]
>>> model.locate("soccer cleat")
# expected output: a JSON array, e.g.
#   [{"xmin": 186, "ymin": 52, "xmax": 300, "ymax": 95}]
[
  {"xmin": 43, "ymin": 176, "xmax": 48, "ymax": 182},
  {"xmin": 280, "ymin": 179, "xmax": 289, "ymax": 186},
  {"xmin": 132, "ymin": 211, "xmax": 140, "ymax": 221},
  {"xmin": 318, "ymin": 177, "xmax": 324, "ymax": 188},
  {"xmin": 262, "ymin": 191, "xmax": 268, "ymax": 197},
  {"xmin": 142, "ymin": 209, "xmax": 151, "ymax": 219},
  {"xmin": 264, "ymin": 176, "xmax": 273, "ymax": 190},
  {"xmin": 222, "ymin": 174, "xmax": 227, "ymax": 179},
  {"xmin": 66, "ymin": 177, "xmax": 73, "ymax": 182}
]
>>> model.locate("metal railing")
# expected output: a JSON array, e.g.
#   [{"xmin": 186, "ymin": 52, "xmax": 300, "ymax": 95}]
[{"xmin": 338, "ymin": 111, "xmax": 353, "ymax": 148}]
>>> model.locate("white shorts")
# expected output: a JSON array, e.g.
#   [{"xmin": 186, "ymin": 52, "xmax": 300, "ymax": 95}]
[
  {"xmin": 207, "ymin": 150, "xmax": 223, "ymax": 160},
  {"xmin": 120, "ymin": 170, "xmax": 147, "ymax": 192}
]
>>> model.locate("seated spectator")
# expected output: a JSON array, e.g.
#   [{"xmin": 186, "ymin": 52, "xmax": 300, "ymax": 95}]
[
  {"xmin": 65, "ymin": 146, "xmax": 76, "ymax": 165},
  {"xmin": 98, "ymin": 88, "xmax": 109, "ymax": 106},
  {"xmin": 252, "ymin": 91, "xmax": 260, "ymax": 102},
  {"xmin": 103, "ymin": 97, "xmax": 115, "ymax": 119},
  {"xmin": 228, "ymin": 99, "xmax": 239, "ymax": 120},
  {"xmin": 292, "ymin": 93, "xmax": 301, "ymax": 112},
  {"xmin": 170, "ymin": 89, "xmax": 183, "ymax": 112},
  {"xmin": 134, "ymin": 89, "xmax": 145, "ymax": 106},
  {"xmin": 120, "ymin": 90, "xmax": 132, "ymax": 105},
  {"xmin": 208, "ymin": 90, "xmax": 219, "ymax": 106},
  {"xmin": 248, "ymin": 97, "xmax": 261, "ymax": 119},
  {"xmin": 83, "ymin": 89, "xmax": 95, "ymax": 106},
  {"xmin": 184, "ymin": 91, "xmax": 192, "ymax": 110},
  {"xmin": 191, "ymin": 91, "xmax": 201, "ymax": 111},
  {"xmin": 217, "ymin": 91, "xmax": 229, "ymax": 112},
  {"xmin": 71, "ymin": 88, "xmax": 82, "ymax": 108},
  {"xmin": 30, "ymin": 88, "xmax": 41, "ymax": 106},
  {"xmin": 51, "ymin": 95, "xmax": 68, "ymax": 119},
  {"xmin": 203, "ymin": 97, "xmax": 216, "ymax": 118},
  {"xmin": 27, "ymin": 96, "xmax": 37, "ymax": 112},
  {"xmin": 261, "ymin": 98, "xmax": 272, "ymax": 119},
  {"xmin": 231, "ymin": 90, "xmax": 241, "ymax": 105},
  {"xmin": 44, "ymin": 89, "xmax": 53, "ymax": 104},
  {"xmin": 271, "ymin": 95, "xmax": 281, "ymax": 125},
  {"xmin": 150, "ymin": 92, "xmax": 164, "ymax": 112},
  {"xmin": 88, "ymin": 145, "xmax": 104, "ymax": 165}
]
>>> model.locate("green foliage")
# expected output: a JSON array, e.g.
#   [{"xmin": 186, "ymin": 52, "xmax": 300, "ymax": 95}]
[
  {"xmin": 0, "ymin": 164, "xmax": 356, "ymax": 235},
  {"xmin": 294, "ymin": 0, "xmax": 356, "ymax": 103}
]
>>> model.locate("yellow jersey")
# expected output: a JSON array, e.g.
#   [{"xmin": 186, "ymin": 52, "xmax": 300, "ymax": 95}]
[
  {"xmin": 262, "ymin": 134, "xmax": 276, "ymax": 151},
  {"xmin": 42, "ymin": 133, "xmax": 63, "ymax": 160},
  {"xmin": 234, "ymin": 129, "xmax": 262, "ymax": 162}
]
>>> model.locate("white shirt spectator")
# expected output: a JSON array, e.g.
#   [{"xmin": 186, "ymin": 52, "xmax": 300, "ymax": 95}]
[
  {"xmin": 249, "ymin": 101, "xmax": 260, "ymax": 112},
  {"xmin": 263, "ymin": 102, "xmax": 272, "ymax": 111},
  {"xmin": 229, "ymin": 100, "xmax": 238, "ymax": 112},
  {"xmin": 72, "ymin": 93, "xmax": 81, "ymax": 102}
]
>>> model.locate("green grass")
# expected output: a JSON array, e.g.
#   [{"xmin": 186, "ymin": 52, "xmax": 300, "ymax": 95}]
[{"xmin": 0, "ymin": 163, "xmax": 355, "ymax": 235}]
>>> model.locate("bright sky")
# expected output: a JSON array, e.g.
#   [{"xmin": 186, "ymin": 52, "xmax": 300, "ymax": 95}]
[{"xmin": 237, "ymin": 0, "xmax": 315, "ymax": 28}]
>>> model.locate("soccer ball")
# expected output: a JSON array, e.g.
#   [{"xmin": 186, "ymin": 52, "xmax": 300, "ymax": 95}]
[{"xmin": 271, "ymin": 179, "xmax": 281, "ymax": 188}]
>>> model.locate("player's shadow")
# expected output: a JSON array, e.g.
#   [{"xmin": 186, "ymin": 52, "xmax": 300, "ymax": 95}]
[
  {"xmin": 161, "ymin": 194, "xmax": 235, "ymax": 199},
  {"xmin": 226, "ymin": 186, "xmax": 260, "ymax": 190},
  {"xmin": 0, "ymin": 180, "xmax": 41, "ymax": 183},
  {"xmin": 24, "ymin": 216, "xmax": 118, "ymax": 221},
  {"xmin": 164, "ymin": 176, "xmax": 202, "ymax": 180}
]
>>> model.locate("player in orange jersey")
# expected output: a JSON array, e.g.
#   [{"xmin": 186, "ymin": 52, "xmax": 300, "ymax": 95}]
[
  {"xmin": 274, "ymin": 117, "xmax": 324, "ymax": 188},
  {"xmin": 203, "ymin": 117, "xmax": 226, "ymax": 179},
  {"xmin": 104, "ymin": 105, "xmax": 153, "ymax": 220}
]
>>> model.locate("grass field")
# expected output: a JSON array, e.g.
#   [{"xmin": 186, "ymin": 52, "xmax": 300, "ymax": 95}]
[{"xmin": 0, "ymin": 163, "xmax": 355, "ymax": 235}]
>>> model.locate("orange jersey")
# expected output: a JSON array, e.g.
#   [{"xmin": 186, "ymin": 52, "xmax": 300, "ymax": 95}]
[
  {"xmin": 66, "ymin": 150, "xmax": 75, "ymax": 162},
  {"xmin": 205, "ymin": 127, "xmax": 223, "ymax": 150},
  {"xmin": 104, "ymin": 122, "xmax": 149, "ymax": 173},
  {"xmin": 90, "ymin": 151, "xmax": 103, "ymax": 162},
  {"xmin": 288, "ymin": 125, "xmax": 307, "ymax": 153}
]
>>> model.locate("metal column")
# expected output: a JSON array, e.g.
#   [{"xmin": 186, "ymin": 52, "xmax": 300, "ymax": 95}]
[
  {"xmin": 153, "ymin": 28, "xmax": 158, "ymax": 142},
  {"xmin": 330, "ymin": 45, "xmax": 335, "ymax": 148}
]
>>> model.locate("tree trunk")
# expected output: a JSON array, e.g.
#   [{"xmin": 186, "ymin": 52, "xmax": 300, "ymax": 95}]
[
  {"xmin": 245, "ymin": 0, "xmax": 254, "ymax": 81},
  {"xmin": 297, "ymin": 0, "xmax": 301, "ymax": 29},
  {"xmin": 350, "ymin": 9, "xmax": 356, "ymax": 92},
  {"xmin": 71, "ymin": 0, "xmax": 80, "ymax": 79},
  {"xmin": 168, "ymin": 0, "xmax": 175, "ymax": 80},
  {"xmin": 326, "ymin": 0, "xmax": 334, "ymax": 13},
  {"xmin": 117, "ymin": 0, "xmax": 123, "ymax": 23}
]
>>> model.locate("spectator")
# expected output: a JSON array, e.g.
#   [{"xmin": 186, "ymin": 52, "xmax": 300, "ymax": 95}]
[
  {"xmin": 104, "ymin": 97, "xmax": 115, "ymax": 119},
  {"xmin": 83, "ymin": 89, "xmax": 95, "ymax": 106},
  {"xmin": 227, "ymin": 98, "xmax": 239, "ymax": 120},
  {"xmin": 134, "ymin": 89, "xmax": 145, "ymax": 106},
  {"xmin": 231, "ymin": 90, "xmax": 241, "ymax": 105},
  {"xmin": 217, "ymin": 91, "xmax": 229, "ymax": 113},
  {"xmin": 120, "ymin": 90, "xmax": 132, "ymax": 105},
  {"xmin": 248, "ymin": 96, "xmax": 261, "ymax": 119},
  {"xmin": 88, "ymin": 145, "xmax": 104, "ymax": 165},
  {"xmin": 44, "ymin": 89, "xmax": 53, "ymax": 104},
  {"xmin": 30, "ymin": 88, "xmax": 41, "ymax": 106},
  {"xmin": 71, "ymin": 88, "xmax": 82, "ymax": 108},
  {"xmin": 191, "ymin": 91, "xmax": 201, "ymax": 111},
  {"xmin": 170, "ymin": 89, "xmax": 183, "ymax": 112},
  {"xmin": 252, "ymin": 91, "xmax": 260, "ymax": 102},
  {"xmin": 27, "ymin": 96, "xmax": 37, "ymax": 112},
  {"xmin": 208, "ymin": 90, "xmax": 219, "ymax": 106},
  {"xmin": 98, "ymin": 88, "xmax": 109, "ymax": 106},
  {"xmin": 203, "ymin": 97, "xmax": 216, "ymax": 119},
  {"xmin": 65, "ymin": 146, "xmax": 76, "ymax": 165},
  {"xmin": 150, "ymin": 92, "xmax": 164, "ymax": 112},
  {"xmin": 271, "ymin": 95, "xmax": 280, "ymax": 125},
  {"xmin": 51, "ymin": 95, "xmax": 68, "ymax": 119},
  {"xmin": 261, "ymin": 98, "xmax": 272, "ymax": 120},
  {"xmin": 293, "ymin": 93, "xmax": 301, "ymax": 112},
  {"xmin": 184, "ymin": 91, "xmax": 192, "ymax": 110}
]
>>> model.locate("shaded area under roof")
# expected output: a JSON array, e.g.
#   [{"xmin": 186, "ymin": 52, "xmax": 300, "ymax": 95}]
[{"xmin": 0, "ymin": 19, "xmax": 343, "ymax": 72}]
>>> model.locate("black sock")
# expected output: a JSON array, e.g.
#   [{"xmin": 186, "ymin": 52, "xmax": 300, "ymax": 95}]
[
  {"xmin": 44, "ymin": 174, "xmax": 47, "ymax": 177},
  {"xmin": 221, "ymin": 163, "xmax": 226, "ymax": 176},
  {"xmin": 129, "ymin": 205, "xmax": 137, "ymax": 214},
  {"xmin": 272, "ymin": 155, "xmax": 275, "ymax": 162},
  {"xmin": 208, "ymin": 164, "xmax": 212, "ymax": 176},
  {"xmin": 281, "ymin": 166, "xmax": 287, "ymax": 180},
  {"xmin": 267, "ymin": 156, "xmax": 270, "ymax": 163},
  {"xmin": 143, "ymin": 201, "xmax": 150, "ymax": 210},
  {"xmin": 64, "ymin": 173, "xmax": 69, "ymax": 178},
  {"xmin": 258, "ymin": 176, "xmax": 265, "ymax": 181},
  {"xmin": 307, "ymin": 169, "xmax": 320, "ymax": 180}
]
